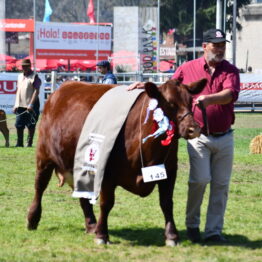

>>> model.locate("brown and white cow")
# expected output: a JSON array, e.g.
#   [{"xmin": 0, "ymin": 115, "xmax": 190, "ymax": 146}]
[
  {"xmin": 27, "ymin": 79, "xmax": 207, "ymax": 246},
  {"xmin": 0, "ymin": 110, "xmax": 9, "ymax": 147}
]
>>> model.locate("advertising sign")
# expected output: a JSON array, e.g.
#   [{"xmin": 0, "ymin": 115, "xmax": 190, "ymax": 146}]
[
  {"xmin": 238, "ymin": 74, "xmax": 262, "ymax": 103},
  {"xmin": 35, "ymin": 22, "xmax": 112, "ymax": 60},
  {"xmin": 139, "ymin": 8, "xmax": 158, "ymax": 73},
  {"xmin": 0, "ymin": 19, "xmax": 34, "ymax": 32}
]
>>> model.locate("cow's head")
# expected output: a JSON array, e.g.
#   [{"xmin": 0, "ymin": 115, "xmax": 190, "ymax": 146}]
[{"xmin": 144, "ymin": 78, "xmax": 207, "ymax": 139}]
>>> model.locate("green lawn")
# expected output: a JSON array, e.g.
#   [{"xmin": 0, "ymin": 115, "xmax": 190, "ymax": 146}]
[{"xmin": 0, "ymin": 113, "xmax": 261, "ymax": 262}]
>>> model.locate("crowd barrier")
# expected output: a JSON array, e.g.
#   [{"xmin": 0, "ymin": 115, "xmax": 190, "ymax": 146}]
[{"xmin": 1, "ymin": 71, "xmax": 262, "ymax": 113}]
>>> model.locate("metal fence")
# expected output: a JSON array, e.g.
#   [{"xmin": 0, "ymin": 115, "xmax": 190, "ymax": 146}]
[
  {"xmin": 43, "ymin": 71, "xmax": 262, "ymax": 112},
  {"xmin": 44, "ymin": 71, "xmax": 173, "ymax": 96}
]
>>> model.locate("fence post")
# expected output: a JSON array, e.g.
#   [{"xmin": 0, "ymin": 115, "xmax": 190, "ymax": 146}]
[{"xmin": 50, "ymin": 71, "xmax": 57, "ymax": 93}]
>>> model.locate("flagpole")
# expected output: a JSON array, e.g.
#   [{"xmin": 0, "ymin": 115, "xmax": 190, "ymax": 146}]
[
  {"xmin": 33, "ymin": 0, "xmax": 36, "ymax": 73},
  {"xmin": 0, "ymin": 0, "xmax": 5, "ymax": 71},
  {"xmin": 157, "ymin": 0, "xmax": 160, "ymax": 73},
  {"xmin": 193, "ymin": 0, "xmax": 196, "ymax": 60},
  {"xmin": 96, "ymin": 0, "xmax": 100, "ymax": 73},
  {"xmin": 232, "ymin": 0, "xmax": 237, "ymax": 65}
]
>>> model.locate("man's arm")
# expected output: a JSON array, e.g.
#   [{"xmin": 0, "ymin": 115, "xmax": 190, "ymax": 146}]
[
  {"xmin": 195, "ymin": 89, "xmax": 233, "ymax": 108},
  {"xmin": 103, "ymin": 78, "xmax": 116, "ymax": 84},
  {"xmin": 27, "ymin": 75, "xmax": 41, "ymax": 111}
]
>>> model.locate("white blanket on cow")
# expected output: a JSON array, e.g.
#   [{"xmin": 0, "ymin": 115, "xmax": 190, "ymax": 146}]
[{"xmin": 72, "ymin": 85, "xmax": 144, "ymax": 204}]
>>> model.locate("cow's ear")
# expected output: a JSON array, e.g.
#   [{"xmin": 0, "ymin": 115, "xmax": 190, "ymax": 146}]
[
  {"xmin": 144, "ymin": 82, "xmax": 161, "ymax": 99},
  {"xmin": 186, "ymin": 78, "xmax": 207, "ymax": 94}
]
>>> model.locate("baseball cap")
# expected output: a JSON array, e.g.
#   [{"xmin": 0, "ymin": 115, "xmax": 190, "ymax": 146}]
[
  {"xmin": 203, "ymin": 29, "xmax": 230, "ymax": 43},
  {"xmin": 96, "ymin": 60, "xmax": 110, "ymax": 67}
]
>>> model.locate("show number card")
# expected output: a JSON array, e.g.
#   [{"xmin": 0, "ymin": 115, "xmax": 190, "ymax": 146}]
[{"xmin": 142, "ymin": 164, "xmax": 167, "ymax": 183}]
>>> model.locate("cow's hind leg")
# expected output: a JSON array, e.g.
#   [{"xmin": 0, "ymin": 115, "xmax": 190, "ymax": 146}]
[
  {"xmin": 1, "ymin": 128, "xmax": 9, "ymax": 147},
  {"xmin": 80, "ymin": 198, "xmax": 97, "ymax": 233},
  {"xmin": 27, "ymin": 163, "xmax": 54, "ymax": 230},
  {"xmin": 158, "ymin": 172, "xmax": 179, "ymax": 246},
  {"xmin": 95, "ymin": 184, "xmax": 116, "ymax": 244}
]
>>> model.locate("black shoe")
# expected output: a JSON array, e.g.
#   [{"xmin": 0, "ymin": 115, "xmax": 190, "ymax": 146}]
[
  {"xmin": 204, "ymin": 234, "xmax": 228, "ymax": 243},
  {"xmin": 187, "ymin": 227, "xmax": 201, "ymax": 243}
]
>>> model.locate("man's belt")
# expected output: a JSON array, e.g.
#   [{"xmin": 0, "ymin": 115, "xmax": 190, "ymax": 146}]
[{"xmin": 209, "ymin": 129, "xmax": 233, "ymax": 137}]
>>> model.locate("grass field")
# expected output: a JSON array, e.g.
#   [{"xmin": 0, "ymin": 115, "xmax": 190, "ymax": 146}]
[{"xmin": 0, "ymin": 113, "xmax": 261, "ymax": 262}]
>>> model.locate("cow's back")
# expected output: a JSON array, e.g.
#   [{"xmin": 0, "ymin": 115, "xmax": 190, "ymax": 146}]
[{"xmin": 37, "ymin": 81, "xmax": 115, "ymax": 173}]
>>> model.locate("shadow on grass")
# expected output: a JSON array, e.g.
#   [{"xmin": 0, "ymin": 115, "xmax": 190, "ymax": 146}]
[
  {"xmin": 110, "ymin": 228, "xmax": 262, "ymax": 248},
  {"xmin": 200, "ymin": 233, "xmax": 262, "ymax": 249},
  {"xmin": 110, "ymin": 227, "xmax": 164, "ymax": 246}
]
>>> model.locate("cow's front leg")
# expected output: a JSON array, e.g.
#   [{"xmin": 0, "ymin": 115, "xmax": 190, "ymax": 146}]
[
  {"xmin": 79, "ymin": 198, "xmax": 97, "ymax": 233},
  {"xmin": 95, "ymin": 184, "xmax": 116, "ymax": 245},
  {"xmin": 158, "ymin": 170, "xmax": 179, "ymax": 246}
]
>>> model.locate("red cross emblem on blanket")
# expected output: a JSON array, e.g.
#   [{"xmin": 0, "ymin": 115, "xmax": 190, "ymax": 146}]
[
  {"xmin": 89, "ymin": 148, "xmax": 96, "ymax": 161},
  {"xmin": 85, "ymin": 143, "xmax": 100, "ymax": 165}
]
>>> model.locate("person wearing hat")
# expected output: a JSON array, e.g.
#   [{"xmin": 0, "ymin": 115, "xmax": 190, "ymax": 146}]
[
  {"xmin": 127, "ymin": 29, "xmax": 240, "ymax": 243},
  {"xmin": 173, "ymin": 28, "xmax": 240, "ymax": 243},
  {"xmin": 96, "ymin": 60, "xmax": 117, "ymax": 84},
  {"xmin": 13, "ymin": 58, "xmax": 41, "ymax": 147}
]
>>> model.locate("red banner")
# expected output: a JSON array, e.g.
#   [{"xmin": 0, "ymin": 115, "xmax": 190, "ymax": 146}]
[
  {"xmin": 240, "ymin": 82, "xmax": 262, "ymax": 90},
  {"xmin": 0, "ymin": 19, "xmax": 34, "ymax": 32},
  {"xmin": 36, "ymin": 49, "xmax": 111, "ymax": 60}
]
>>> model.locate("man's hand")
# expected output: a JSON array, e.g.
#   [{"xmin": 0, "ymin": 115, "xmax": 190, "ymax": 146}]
[
  {"xmin": 27, "ymin": 104, "xmax": 34, "ymax": 112},
  {"xmin": 127, "ymin": 82, "xmax": 145, "ymax": 91},
  {"xmin": 195, "ymin": 95, "xmax": 209, "ymax": 108},
  {"xmin": 12, "ymin": 107, "xmax": 17, "ymax": 114}
]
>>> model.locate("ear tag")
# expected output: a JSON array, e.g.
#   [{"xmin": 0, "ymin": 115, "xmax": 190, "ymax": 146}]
[
  {"xmin": 142, "ymin": 108, "xmax": 170, "ymax": 143},
  {"xmin": 144, "ymin": 98, "xmax": 158, "ymax": 124}
]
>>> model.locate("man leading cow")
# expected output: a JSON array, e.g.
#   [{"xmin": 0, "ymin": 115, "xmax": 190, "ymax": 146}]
[{"xmin": 128, "ymin": 28, "xmax": 240, "ymax": 243}]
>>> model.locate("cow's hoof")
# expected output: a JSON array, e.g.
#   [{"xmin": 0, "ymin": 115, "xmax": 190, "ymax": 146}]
[
  {"xmin": 5, "ymin": 143, "xmax": 9, "ymax": 147},
  {"xmin": 27, "ymin": 224, "xmax": 37, "ymax": 230},
  {"xmin": 165, "ymin": 239, "xmax": 178, "ymax": 247},
  {"xmin": 94, "ymin": 238, "xmax": 110, "ymax": 245}
]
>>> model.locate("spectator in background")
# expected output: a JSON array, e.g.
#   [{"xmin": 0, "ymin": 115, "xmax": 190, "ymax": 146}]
[
  {"xmin": 13, "ymin": 58, "xmax": 41, "ymax": 147},
  {"xmin": 96, "ymin": 60, "xmax": 117, "ymax": 84},
  {"xmin": 85, "ymin": 68, "xmax": 93, "ymax": 82},
  {"xmin": 166, "ymin": 65, "xmax": 175, "ymax": 73}
]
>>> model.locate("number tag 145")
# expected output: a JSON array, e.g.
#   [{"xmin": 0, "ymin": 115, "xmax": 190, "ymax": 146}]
[{"xmin": 141, "ymin": 164, "xmax": 167, "ymax": 183}]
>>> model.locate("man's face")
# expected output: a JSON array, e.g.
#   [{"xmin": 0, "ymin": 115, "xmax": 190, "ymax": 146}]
[
  {"xmin": 203, "ymin": 41, "xmax": 226, "ymax": 64},
  {"xmin": 97, "ymin": 66, "xmax": 107, "ymax": 74},
  {"xmin": 22, "ymin": 65, "xmax": 31, "ymax": 74}
]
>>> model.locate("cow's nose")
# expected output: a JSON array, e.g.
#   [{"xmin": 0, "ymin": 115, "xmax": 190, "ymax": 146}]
[{"xmin": 188, "ymin": 126, "xmax": 201, "ymax": 139}]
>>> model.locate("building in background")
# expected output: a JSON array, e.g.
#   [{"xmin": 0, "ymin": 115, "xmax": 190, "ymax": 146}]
[
  {"xmin": 235, "ymin": 0, "xmax": 262, "ymax": 72},
  {"xmin": 113, "ymin": 6, "xmax": 158, "ymax": 73}
]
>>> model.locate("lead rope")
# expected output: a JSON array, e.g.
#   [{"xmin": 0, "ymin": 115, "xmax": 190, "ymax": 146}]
[
  {"xmin": 0, "ymin": 110, "xmax": 29, "ymax": 123},
  {"xmin": 139, "ymin": 96, "xmax": 147, "ymax": 168}
]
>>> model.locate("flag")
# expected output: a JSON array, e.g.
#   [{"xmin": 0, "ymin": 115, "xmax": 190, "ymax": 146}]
[
  {"xmin": 43, "ymin": 0, "xmax": 53, "ymax": 22},
  {"xmin": 87, "ymin": 0, "xmax": 96, "ymax": 24}
]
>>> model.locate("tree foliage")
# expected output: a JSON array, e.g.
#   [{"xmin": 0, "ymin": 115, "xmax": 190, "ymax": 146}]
[
  {"xmin": 5, "ymin": 0, "xmax": 251, "ymax": 42},
  {"xmin": 160, "ymin": 0, "xmax": 251, "ymax": 43}
]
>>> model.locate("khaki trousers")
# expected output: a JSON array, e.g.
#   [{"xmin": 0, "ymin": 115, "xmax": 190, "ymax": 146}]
[{"xmin": 186, "ymin": 131, "xmax": 234, "ymax": 238}]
